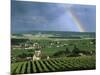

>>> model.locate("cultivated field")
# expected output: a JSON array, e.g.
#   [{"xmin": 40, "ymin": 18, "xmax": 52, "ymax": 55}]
[
  {"xmin": 11, "ymin": 56, "xmax": 95, "ymax": 74},
  {"xmin": 11, "ymin": 32, "xmax": 96, "ymax": 74}
]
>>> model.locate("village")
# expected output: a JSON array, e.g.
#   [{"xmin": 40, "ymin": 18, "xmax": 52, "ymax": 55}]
[
  {"xmin": 11, "ymin": 38, "xmax": 95, "ymax": 63},
  {"xmin": 11, "ymin": 40, "xmax": 69, "ymax": 62}
]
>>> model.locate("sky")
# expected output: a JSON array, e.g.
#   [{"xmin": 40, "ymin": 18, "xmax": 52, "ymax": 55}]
[{"xmin": 11, "ymin": 0, "xmax": 96, "ymax": 33}]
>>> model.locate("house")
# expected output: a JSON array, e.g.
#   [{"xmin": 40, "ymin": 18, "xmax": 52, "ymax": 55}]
[
  {"xmin": 33, "ymin": 49, "xmax": 42, "ymax": 61},
  {"xmin": 26, "ymin": 57, "xmax": 32, "ymax": 60},
  {"xmin": 79, "ymin": 53, "xmax": 85, "ymax": 56},
  {"xmin": 47, "ymin": 56, "xmax": 50, "ymax": 60}
]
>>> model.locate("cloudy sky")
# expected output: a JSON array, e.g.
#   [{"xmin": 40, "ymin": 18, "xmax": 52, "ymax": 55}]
[{"xmin": 11, "ymin": 0, "xmax": 96, "ymax": 33}]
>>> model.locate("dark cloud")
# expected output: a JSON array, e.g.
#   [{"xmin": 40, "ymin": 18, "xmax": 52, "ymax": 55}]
[{"xmin": 11, "ymin": 1, "xmax": 96, "ymax": 33}]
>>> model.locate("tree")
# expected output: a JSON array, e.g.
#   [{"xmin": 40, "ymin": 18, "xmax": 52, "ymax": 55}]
[
  {"xmin": 53, "ymin": 51, "xmax": 66, "ymax": 57},
  {"xmin": 72, "ymin": 45, "xmax": 80, "ymax": 54},
  {"xmin": 18, "ymin": 53, "xmax": 27, "ymax": 58},
  {"xmin": 91, "ymin": 39, "xmax": 96, "ymax": 44},
  {"xmin": 65, "ymin": 47, "xmax": 70, "ymax": 54}
]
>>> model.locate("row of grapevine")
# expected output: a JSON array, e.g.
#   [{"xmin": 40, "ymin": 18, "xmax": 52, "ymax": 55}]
[
  {"xmin": 43, "ymin": 60, "xmax": 56, "ymax": 71},
  {"xmin": 32, "ymin": 61, "xmax": 37, "ymax": 73},
  {"xmin": 11, "ymin": 63, "xmax": 19, "ymax": 73},
  {"xmin": 21, "ymin": 62, "xmax": 27, "ymax": 74},
  {"xmin": 35, "ymin": 60, "xmax": 43, "ymax": 72},
  {"xmin": 39, "ymin": 60, "xmax": 49, "ymax": 72},
  {"xmin": 15, "ymin": 62, "xmax": 23, "ymax": 73},
  {"xmin": 11, "ymin": 56, "xmax": 96, "ymax": 74}
]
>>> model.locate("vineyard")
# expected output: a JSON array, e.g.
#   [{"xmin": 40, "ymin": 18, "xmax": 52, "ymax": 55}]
[{"xmin": 11, "ymin": 56, "xmax": 95, "ymax": 74}]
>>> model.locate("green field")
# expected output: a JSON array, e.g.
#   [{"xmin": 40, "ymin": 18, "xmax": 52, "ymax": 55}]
[
  {"xmin": 11, "ymin": 56, "xmax": 95, "ymax": 74},
  {"xmin": 11, "ymin": 39, "xmax": 95, "ymax": 57},
  {"xmin": 11, "ymin": 32, "xmax": 96, "ymax": 74}
]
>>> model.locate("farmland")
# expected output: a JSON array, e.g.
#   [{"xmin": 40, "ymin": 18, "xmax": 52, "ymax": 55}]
[
  {"xmin": 11, "ymin": 31, "xmax": 96, "ymax": 74},
  {"xmin": 11, "ymin": 56, "xmax": 95, "ymax": 74}
]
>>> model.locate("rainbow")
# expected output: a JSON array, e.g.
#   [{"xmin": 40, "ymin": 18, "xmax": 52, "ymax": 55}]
[{"xmin": 67, "ymin": 9, "xmax": 85, "ymax": 32}]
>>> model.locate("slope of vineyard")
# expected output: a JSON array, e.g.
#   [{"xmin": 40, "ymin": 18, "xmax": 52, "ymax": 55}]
[{"xmin": 11, "ymin": 56, "xmax": 96, "ymax": 74}]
